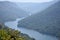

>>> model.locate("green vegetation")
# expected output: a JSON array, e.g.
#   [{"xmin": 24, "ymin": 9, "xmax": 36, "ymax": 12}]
[{"xmin": 0, "ymin": 24, "xmax": 35, "ymax": 40}]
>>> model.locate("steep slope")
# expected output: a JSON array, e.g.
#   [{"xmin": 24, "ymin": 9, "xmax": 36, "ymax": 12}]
[
  {"xmin": 18, "ymin": 1, "xmax": 60, "ymax": 37},
  {"xmin": 0, "ymin": 1, "xmax": 28, "ymax": 23},
  {"xmin": 17, "ymin": 1, "xmax": 56, "ymax": 14},
  {"xmin": 0, "ymin": 24, "xmax": 34, "ymax": 40}
]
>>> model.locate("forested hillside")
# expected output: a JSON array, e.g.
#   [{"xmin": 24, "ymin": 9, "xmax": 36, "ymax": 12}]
[
  {"xmin": 0, "ymin": 1, "xmax": 28, "ymax": 23},
  {"xmin": 0, "ymin": 24, "xmax": 35, "ymax": 40},
  {"xmin": 18, "ymin": 1, "xmax": 60, "ymax": 37}
]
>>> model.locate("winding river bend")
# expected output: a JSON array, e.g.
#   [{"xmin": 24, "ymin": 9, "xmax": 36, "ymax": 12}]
[{"xmin": 5, "ymin": 18, "xmax": 58, "ymax": 40}]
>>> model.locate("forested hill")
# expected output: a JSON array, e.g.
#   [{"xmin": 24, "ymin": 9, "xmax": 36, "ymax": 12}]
[
  {"xmin": 18, "ymin": 1, "xmax": 60, "ymax": 37},
  {"xmin": 0, "ymin": 1, "xmax": 28, "ymax": 23}
]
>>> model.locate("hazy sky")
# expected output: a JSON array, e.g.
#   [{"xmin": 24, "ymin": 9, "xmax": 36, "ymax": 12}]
[{"xmin": 0, "ymin": 0, "xmax": 54, "ymax": 2}]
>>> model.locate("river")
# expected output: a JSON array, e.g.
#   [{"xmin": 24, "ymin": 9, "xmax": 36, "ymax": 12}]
[{"xmin": 5, "ymin": 18, "xmax": 58, "ymax": 40}]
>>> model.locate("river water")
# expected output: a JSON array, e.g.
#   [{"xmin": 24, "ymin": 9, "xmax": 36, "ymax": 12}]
[{"xmin": 5, "ymin": 18, "xmax": 58, "ymax": 40}]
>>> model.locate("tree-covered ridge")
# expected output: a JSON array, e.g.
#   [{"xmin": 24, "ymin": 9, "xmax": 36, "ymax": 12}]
[
  {"xmin": 18, "ymin": 1, "xmax": 60, "ymax": 37},
  {"xmin": 0, "ymin": 1, "xmax": 29, "ymax": 24},
  {"xmin": 0, "ymin": 24, "xmax": 35, "ymax": 40}
]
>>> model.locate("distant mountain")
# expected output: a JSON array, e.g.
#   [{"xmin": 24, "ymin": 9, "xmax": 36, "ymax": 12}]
[
  {"xmin": 16, "ymin": 1, "xmax": 56, "ymax": 14},
  {"xmin": 0, "ymin": 1, "xmax": 28, "ymax": 23},
  {"xmin": 18, "ymin": 1, "xmax": 60, "ymax": 37}
]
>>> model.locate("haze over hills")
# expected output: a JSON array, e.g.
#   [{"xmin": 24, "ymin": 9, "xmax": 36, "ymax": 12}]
[
  {"xmin": 0, "ymin": 1, "xmax": 57, "ymax": 23},
  {"xmin": 0, "ymin": 1, "xmax": 28, "ymax": 23},
  {"xmin": 16, "ymin": 1, "xmax": 56, "ymax": 15},
  {"xmin": 18, "ymin": 1, "xmax": 60, "ymax": 37}
]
